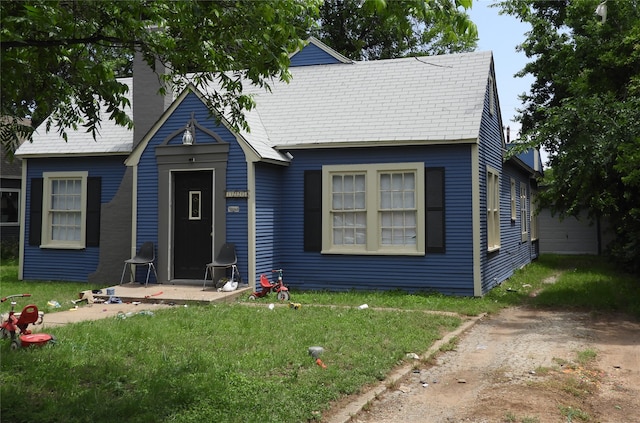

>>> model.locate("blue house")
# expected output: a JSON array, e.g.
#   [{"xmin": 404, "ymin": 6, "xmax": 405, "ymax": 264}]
[{"xmin": 15, "ymin": 38, "xmax": 541, "ymax": 296}]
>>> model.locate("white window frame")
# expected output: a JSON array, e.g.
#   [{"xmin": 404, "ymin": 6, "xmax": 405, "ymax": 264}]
[
  {"xmin": 510, "ymin": 178, "xmax": 516, "ymax": 221},
  {"xmin": 530, "ymin": 190, "xmax": 538, "ymax": 241},
  {"xmin": 41, "ymin": 171, "xmax": 88, "ymax": 249},
  {"xmin": 520, "ymin": 181, "xmax": 528, "ymax": 242},
  {"xmin": 488, "ymin": 75, "xmax": 496, "ymax": 116},
  {"xmin": 486, "ymin": 166, "xmax": 500, "ymax": 252},
  {"xmin": 322, "ymin": 163, "xmax": 425, "ymax": 255},
  {"xmin": 0, "ymin": 188, "xmax": 20, "ymax": 226}
]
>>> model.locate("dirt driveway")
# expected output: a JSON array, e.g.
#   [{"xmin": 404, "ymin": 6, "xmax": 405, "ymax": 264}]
[{"xmin": 344, "ymin": 307, "xmax": 640, "ymax": 423}]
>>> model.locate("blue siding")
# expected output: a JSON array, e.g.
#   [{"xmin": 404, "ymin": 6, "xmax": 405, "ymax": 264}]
[
  {"xmin": 290, "ymin": 43, "xmax": 344, "ymax": 66},
  {"xmin": 478, "ymin": 66, "xmax": 536, "ymax": 293},
  {"xmin": 271, "ymin": 145, "xmax": 476, "ymax": 296},
  {"xmin": 254, "ymin": 163, "xmax": 285, "ymax": 287},
  {"xmin": 135, "ymin": 93, "xmax": 249, "ymax": 281},
  {"xmin": 22, "ymin": 156, "xmax": 127, "ymax": 282}
]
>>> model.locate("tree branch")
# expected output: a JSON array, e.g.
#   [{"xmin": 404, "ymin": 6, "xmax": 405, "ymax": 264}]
[{"xmin": 1, "ymin": 36, "xmax": 141, "ymax": 50}]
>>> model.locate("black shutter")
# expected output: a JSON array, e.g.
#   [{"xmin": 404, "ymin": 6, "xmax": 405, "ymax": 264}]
[
  {"xmin": 29, "ymin": 178, "xmax": 43, "ymax": 246},
  {"xmin": 304, "ymin": 170, "xmax": 322, "ymax": 252},
  {"xmin": 86, "ymin": 177, "xmax": 101, "ymax": 247},
  {"xmin": 425, "ymin": 168, "xmax": 445, "ymax": 253}
]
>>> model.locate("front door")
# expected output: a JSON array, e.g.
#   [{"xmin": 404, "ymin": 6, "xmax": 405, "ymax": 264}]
[{"xmin": 173, "ymin": 170, "xmax": 213, "ymax": 279}]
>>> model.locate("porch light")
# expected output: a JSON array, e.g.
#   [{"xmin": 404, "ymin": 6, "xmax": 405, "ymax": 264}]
[
  {"xmin": 595, "ymin": 1, "xmax": 607, "ymax": 23},
  {"xmin": 182, "ymin": 124, "xmax": 194, "ymax": 145}
]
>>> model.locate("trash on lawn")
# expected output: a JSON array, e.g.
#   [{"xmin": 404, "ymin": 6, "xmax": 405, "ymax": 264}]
[
  {"xmin": 47, "ymin": 300, "xmax": 61, "ymax": 308},
  {"xmin": 289, "ymin": 302, "xmax": 301, "ymax": 310},
  {"xmin": 268, "ymin": 303, "xmax": 275, "ymax": 310},
  {"xmin": 115, "ymin": 310, "xmax": 154, "ymax": 320},
  {"xmin": 358, "ymin": 303, "xmax": 369, "ymax": 309},
  {"xmin": 406, "ymin": 352, "xmax": 420, "ymax": 359},
  {"xmin": 308, "ymin": 346, "xmax": 327, "ymax": 368}
]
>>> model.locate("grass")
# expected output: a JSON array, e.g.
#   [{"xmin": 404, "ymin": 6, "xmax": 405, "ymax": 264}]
[
  {"xmin": 558, "ymin": 406, "xmax": 591, "ymax": 422},
  {"xmin": 1, "ymin": 254, "xmax": 638, "ymax": 422},
  {"xmin": 0, "ymin": 259, "xmax": 105, "ymax": 313}
]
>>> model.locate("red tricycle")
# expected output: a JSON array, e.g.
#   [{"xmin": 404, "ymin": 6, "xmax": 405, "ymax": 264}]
[
  {"xmin": 248, "ymin": 268, "xmax": 290, "ymax": 301},
  {"xmin": 1, "ymin": 294, "xmax": 55, "ymax": 350}
]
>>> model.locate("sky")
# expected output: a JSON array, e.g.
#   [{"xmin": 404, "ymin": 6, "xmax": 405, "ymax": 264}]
[{"xmin": 467, "ymin": 0, "xmax": 535, "ymax": 142}]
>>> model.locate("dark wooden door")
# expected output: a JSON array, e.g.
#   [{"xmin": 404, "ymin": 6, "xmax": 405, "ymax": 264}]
[{"xmin": 173, "ymin": 171, "xmax": 213, "ymax": 279}]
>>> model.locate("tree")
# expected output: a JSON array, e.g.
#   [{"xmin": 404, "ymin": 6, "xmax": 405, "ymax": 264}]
[
  {"xmin": 1, "ymin": 0, "xmax": 476, "ymax": 157},
  {"xmin": 311, "ymin": 0, "xmax": 477, "ymax": 60},
  {"xmin": 499, "ymin": 0, "xmax": 640, "ymax": 271},
  {"xmin": 0, "ymin": 0, "xmax": 321, "ymax": 155}
]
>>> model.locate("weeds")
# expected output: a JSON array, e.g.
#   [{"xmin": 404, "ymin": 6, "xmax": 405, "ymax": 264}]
[
  {"xmin": 0, "ymin": 254, "xmax": 637, "ymax": 422},
  {"xmin": 559, "ymin": 405, "xmax": 591, "ymax": 422},
  {"xmin": 504, "ymin": 412, "xmax": 539, "ymax": 423},
  {"xmin": 439, "ymin": 336, "xmax": 459, "ymax": 352},
  {"xmin": 576, "ymin": 348, "xmax": 597, "ymax": 366}
]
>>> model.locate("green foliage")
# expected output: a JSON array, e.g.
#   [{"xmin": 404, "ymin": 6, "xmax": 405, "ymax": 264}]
[
  {"xmin": 0, "ymin": 0, "xmax": 321, "ymax": 152},
  {"xmin": 0, "ymin": 303, "xmax": 460, "ymax": 422},
  {"xmin": 1, "ymin": 0, "xmax": 476, "ymax": 156},
  {"xmin": 311, "ymin": 0, "xmax": 477, "ymax": 59},
  {"xmin": 1, "ymin": 254, "xmax": 638, "ymax": 421},
  {"xmin": 498, "ymin": 0, "xmax": 640, "ymax": 272},
  {"xmin": 0, "ymin": 239, "xmax": 19, "ymax": 260}
]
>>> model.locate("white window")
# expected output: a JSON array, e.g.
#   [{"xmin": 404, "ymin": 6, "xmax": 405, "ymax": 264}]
[
  {"xmin": 520, "ymin": 181, "xmax": 528, "ymax": 242},
  {"xmin": 530, "ymin": 190, "xmax": 538, "ymax": 241},
  {"xmin": 510, "ymin": 178, "xmax": 516, "ymax": 221},
  {"xmin": 488, "ymin": 75, "xmax": 496, "ymax": 116},
  {"xmin": 41, "ymin": 171, "xmax": 88, "ymax": 249},
  {"xmin": 323, "ymin": 163, "xmax": 424, "ymax": 255},
  {"xmin": 487, "ymin": 167, "xmax": 500, "ymax": 251},
  {"xmin": 0, "ymin": 189, "xmax": 20, "ymax": 225}
]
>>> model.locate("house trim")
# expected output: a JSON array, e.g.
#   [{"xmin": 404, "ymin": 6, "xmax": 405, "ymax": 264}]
[
  {"xmin": 291, "ymin": 37, "xmax": 353, "ymax": 64},
  {"xmin": 320, "ymin": 162, "xmax": 425, "ymax": 255},
  {"xmin": 128, "ymin": 165, "xmax": 139, "ymax": 263},
  {"xmin": 125, "ymin": 88, "xmax": 193, "ymax": 167},
  {"xmin": 275, "ymin": 138, "xmax": 479, "ymax": 151},
  {"xmin": 471, "ymin": 143, "xmax": 482, "ymax": 297},
  {"xmin": 156, "ymin": 143, "xmax": 228, "ymax": 281},
  {"xmin": 39, "ymin": 171, "xmax": 88, "ymax": 250},
  {"xmin": 18, "ymin": 161, "xmax": 27, "ymax": 280}
]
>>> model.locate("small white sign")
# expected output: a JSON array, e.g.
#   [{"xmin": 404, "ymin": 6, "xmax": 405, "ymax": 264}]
[{"xmin": 225, "ymin": 190, "xmax": 249, "ymax": 198}]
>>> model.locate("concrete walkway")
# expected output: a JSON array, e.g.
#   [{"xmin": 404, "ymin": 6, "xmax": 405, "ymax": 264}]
[{"xmin": 39, "ymin": 282, "xmax": 251, "ymax": 328}]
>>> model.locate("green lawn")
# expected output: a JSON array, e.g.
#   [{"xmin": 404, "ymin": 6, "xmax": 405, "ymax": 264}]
[{"xmin": 1, "ymin": 255, "xmax": 638, "ymax": 422}]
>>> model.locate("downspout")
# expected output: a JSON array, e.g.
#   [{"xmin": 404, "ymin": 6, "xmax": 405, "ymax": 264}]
[
  {"xmin": 471, "ymin": 143, "xmax": 482, "ymax": 296},
  {"xmin": 18, "ymin": 160, "xmax": 27, "ymax": 280},
  {"xmin": 596, "ymin": 214, "xmax": 602, "ymax": 255},
  {"xmin": 246, "ymin": 158, "xmax": 257, "ymax": 290},
  {"xmin": 129, "ymin": 165, "xmax": 138, "ymax": 269}
]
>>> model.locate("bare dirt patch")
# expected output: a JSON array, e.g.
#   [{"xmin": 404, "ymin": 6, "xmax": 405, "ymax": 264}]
[{"xmin": 342, "ymin": 307, "xmax": 640, "ymax": 423}]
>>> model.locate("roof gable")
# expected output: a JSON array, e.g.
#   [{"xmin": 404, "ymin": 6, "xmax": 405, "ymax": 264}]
[
  {"xmin": 231, "ymin": 50, "xmax": 494, "ymax": 149},
  {"xmin": 289, "ymin": 37, "xmax": 352, "ymax": 67},
  {"xmin": 15, "ymin": 39, "xmax": 497, "ymax": 162},
  {"xmin": 15, "ymin": 79, "xmax": 134, "ymax": 158}
]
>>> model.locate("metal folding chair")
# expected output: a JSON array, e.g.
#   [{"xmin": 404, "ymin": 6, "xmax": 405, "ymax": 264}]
[
  {"xmin": 120, "ymin": 242, "xmax": 159, "ymax": 287},
  {"xmin": 203, "ymin": 243, "xmax": 240, "ymax": 290}
]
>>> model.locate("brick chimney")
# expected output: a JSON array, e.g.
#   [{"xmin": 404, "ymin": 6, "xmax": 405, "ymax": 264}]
[{"xmin": 132, "ymin": 51, "xmax": 173, "ymax": 146}]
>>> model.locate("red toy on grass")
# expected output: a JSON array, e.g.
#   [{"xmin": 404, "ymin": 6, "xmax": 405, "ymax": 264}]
[
  {"xmin": 248, "ymin": 269, "xmax": 290, "ymax": 301},
  {"xmin": 1, "ymin": 294, "xmax": 55, "ymax": 350}
]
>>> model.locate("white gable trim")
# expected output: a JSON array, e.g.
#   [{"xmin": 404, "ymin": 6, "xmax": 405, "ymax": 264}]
[
  {"xmin": 471, "ymin": 143, "xmax": 482, "ymax": 297},
  {"xmin": 125, "ymin": 84, "xmax": 289, "ymax": 167},
  {"xmin": 274, "ymin": 137, "xmax": 479, "ymax": 150},
  {"xmin": 125, "ymin": 87, "xmax": 192, "ymax": 167},
  {"xmin": 291, "ymin": 36, "xmax": 353, "ymax": 64}
]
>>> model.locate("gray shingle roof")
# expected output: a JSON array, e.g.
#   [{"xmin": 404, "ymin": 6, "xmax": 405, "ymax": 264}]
[
  {"xmin": 235, "ymin": 50, "xmax": 493, "ymax": 149},
  {"xmin": 15, "ymin": 78, "xmax": 134, "ymax": 158},
  {"xmin": 16, "ymin": 50, "xmax": 493, "ymax": 159}
]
